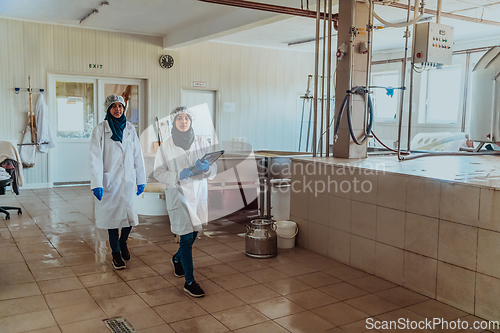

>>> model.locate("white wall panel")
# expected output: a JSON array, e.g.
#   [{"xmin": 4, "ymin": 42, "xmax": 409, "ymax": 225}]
[{"xmin": 0, "ymin": 18, "xmax": 314, "ymax": 186}]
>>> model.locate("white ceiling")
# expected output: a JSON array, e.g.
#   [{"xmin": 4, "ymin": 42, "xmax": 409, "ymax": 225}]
[{"xmin": 0, "ymin": 0, "xmax": 499, "ymax": 52}]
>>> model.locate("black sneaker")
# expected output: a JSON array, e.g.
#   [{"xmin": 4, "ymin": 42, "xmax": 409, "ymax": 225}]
[
  {"xmin": 171, "ymin": 257, "xmax": 184, "ymax": 277},
  {"xmin": 120, "ymin": 241, "xmax": 130, "ymax": 261},
  {"xmin": 112, "ymin": 252, "xmax": 126, "ymax": 270},
  {"xmin": 183, "ymin": 281, "xmax": 205, "ymax": 297}
]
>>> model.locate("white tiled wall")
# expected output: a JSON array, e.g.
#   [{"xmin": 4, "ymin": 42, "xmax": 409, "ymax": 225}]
[{"xmin": 290, "ymin": 160, "xmax": 500, "ymax": 321}]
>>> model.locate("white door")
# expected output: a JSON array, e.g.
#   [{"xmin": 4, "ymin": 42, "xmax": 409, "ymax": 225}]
[
  {"xmin": 49, "ymin": 75, "xmax": 97, "ymax": 185},
  {"xmin": 48, "ymin": 75, "xmax": 146, "ymax": 185},
  {"xmin": 181, "ymin": 89, "xmax": 217, "ymax": 145}
]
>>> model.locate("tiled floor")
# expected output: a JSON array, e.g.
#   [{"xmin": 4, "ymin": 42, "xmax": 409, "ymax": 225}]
[{"xmin": 0, "ymin": 186, "xmax": 495, "ymax": 333}]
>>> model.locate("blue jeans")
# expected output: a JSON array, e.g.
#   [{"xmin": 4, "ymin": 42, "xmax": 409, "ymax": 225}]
[
  {"xmin": 173, "ymin": 231, "xmax": 198, "ymax": 284},
  {"xmin": 108, "ymin": 227, "xmax": 132, "ymax": 253}
]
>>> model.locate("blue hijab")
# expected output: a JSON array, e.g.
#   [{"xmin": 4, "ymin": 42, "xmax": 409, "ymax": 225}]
[{"xmin": 105, "ymin": 108, "xmax": 126, "ymax": 143}]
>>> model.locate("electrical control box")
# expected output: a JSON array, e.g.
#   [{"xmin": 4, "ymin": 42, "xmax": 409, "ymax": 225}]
[{"xmin": 413, "ymin": 22, "xmax": 454, "ymax": 66}]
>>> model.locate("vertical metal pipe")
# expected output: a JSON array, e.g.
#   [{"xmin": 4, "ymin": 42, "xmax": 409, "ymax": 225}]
[
  {"xmin": 407, "ymin": 0, "xmax": 420, "ymax": 152},
  {"xmin": 326, "ymin": 0, "xmax": 333, "ymax": 157},
  {"xmin": 364, "ymin": 0, "xmax": 373, "ymax": 140},
  {"xmin": 259, "ymin": 158, "xmax": 265, "ymax": 218},
  {"xmin": 348, "ymin": 0, "xmax": 356, "ymax": 145},
  {"xmin": 313, "ymin": 0, "xmax": 321, "ymax": 157},
  {"xmin": 461, "ymin": 52, "xmax": 471, "ymax": 132},
  {"xmin": 436, "ymin": 0, "xmax": 442, "ymax": 23},
  {"xmin": 266, "ymin": 157, "xmax": 272, "ymax": 218},
  {"xmin": 320, "ymin": 0, "xmax": 327, "ymax": 156},
  {"xmin": 397, "ymin": 0, "xmax": 411, "ymax": 160}
]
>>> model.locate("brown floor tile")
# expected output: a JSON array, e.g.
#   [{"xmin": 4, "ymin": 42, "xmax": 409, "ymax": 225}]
[
  {"xmin": 251, "ymin": 296, "xmax": 306, "ymax": 319},
  {"xmin": 345, "ymin": 294, "xmax": 401, "ymax": 316},
  {"xmin": 212, "ymin": 273, "xmax": 258, "ymax": 290},
  {"xmin": 229, "ymin": 284, "xmax": 280, "ymax": 304},
  {"xmin": 51, "ymin": 301, "xmax": 106, "ymax": 325},
  {"xmin": 126, "ymin": 275, "xmax": 172, "ymax": 293},
  {"xmin": 324, "ymin": 265, "xmax": 368, "ymax": 281},
  {"xmin": 0, "ymin": 295, "xmax": 48, "ymax": 318},
  {"xmin": 0, "ymin": 309, "xmax": 57, "ymax": 333},
  {"xmin": 154, "ymin": 299, "xmax": 208, "ymax": 323},
  {"xmin": 32, "ymin": 267, "xmax": 76, "ymax": 282},
  {"xmin": 213, "ymin": 304, "xmax": 269, "ymax": 330},
  {"xmin": 114, "ymin": 265, "xmax": 159, "ymax": 281},
  {"xmin": 274, "ymin": 311, "xmax": 335, "ymax": 333},
  {"xmin": 139, "ymin": 324, "xmax": 176, "ymax": 333},
  {"xmin": 312, "ymin": 302, "xmax": 370, "ymax": 326},
  {"xmin": 59, "ymin": 317, "xmax": 109, "ymax": 333},
  {"xmin": 375, "ymin": 286, "xmax": 429, "ymax": 307},
  {"xmin": 233, "ymin": 320, "xmax": 290, "ymax": 333},
  {"xmin": 139, "ymin": 286, "xmax": 188, "ymax": 307},
  {"xmin": 97, "ymin": 294, "xmax": 150, "ymax": 317},
  {"xmin": 274, "ymin": 262, "xmax": 319, "ymax": 277},
  {"xmin": 406, "ymin": 300, "xmax": 468, "ymax": 321},
  {"xmin": 294, "ymin": 271, "xmax": 342, "ymax": 288},
  {"xmin": 194, "ymin": 291, "xmax": 245, "ymax": 313},
  {"xmin": 319, "ymin": 282, "xmax": 370, "ymax": 301},
  {"xmin": 245, "ymin": 267, "xmax": 289, "ymax": 283},
  {"xmin": 121, "ymin": 307, "xmax": 166, "ymax": 330},
  {"xmin": 0, "ymin": 282, "xmax": 41, "ymax": 300},
  {"xmin": 44, "ymin": 289, "xmax": 94, "ymax": 309},
  {"xmin": 285, "ymin": 288, "xmax": 338, "ymax": 310},
  {"xmin": 266, "ymin": 277, "xmax": 313, "ymax": 296},
  {"xmin": 87, "ymin": 281, "xmax": 136, "ymax": 301},
  {"xmin": 348, "ymin": 275, "xmax": 396, "ymax": 293},
  {"xmin": 169, "ymin": 314, "xmax": 230, "ymax": 333},
  {"xmin": 78, "ymin": 272, "xmax": 123, "ymax": 288},
  {"xmin": 227, "ymin": 258, "xmax": 270, "ymax": 272},
  {"xmin": 196, "ymin": 263, "xmax": 239, "ymax": 279}
]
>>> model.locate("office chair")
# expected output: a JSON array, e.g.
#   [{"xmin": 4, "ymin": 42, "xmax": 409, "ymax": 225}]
[{"xmin": 0, "ymin": 178, "xmax": 22, "ymax": 220}]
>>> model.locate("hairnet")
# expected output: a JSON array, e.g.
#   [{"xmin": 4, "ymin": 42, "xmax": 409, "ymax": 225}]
[
  {"xmin": 104, "ymin": 95, "xmax": 126, "ymax": 112},
  {"xmin": 170, "ymin": 106, "xmax": 194, "ymax": 122}
]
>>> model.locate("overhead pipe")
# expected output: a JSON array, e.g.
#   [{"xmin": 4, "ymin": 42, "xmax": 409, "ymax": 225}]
[
  {"xmin": 388, "ymin": 2, "xmax": 500, "ymax": 27},
  {"xmin": 199, "ymin": 0, "xmax": 338, "ymax": 28}
]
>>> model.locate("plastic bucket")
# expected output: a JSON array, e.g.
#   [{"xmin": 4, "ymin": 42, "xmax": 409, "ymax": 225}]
[{"xmin": 275, "ymin": 221, "xmax": 298, "ymax": 249}]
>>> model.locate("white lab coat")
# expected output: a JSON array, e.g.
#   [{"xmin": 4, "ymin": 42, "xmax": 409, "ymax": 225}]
[
  {"xmin": 154, "ymin": 135, "xmax": 216, "ymax": 236},
  {"xmin": 35, "ymin": 94, "xmax": 55, "ymax": 153},
  {"xmin": 89, "ymin": 121, "xmax": 146, "ymax": 230}
]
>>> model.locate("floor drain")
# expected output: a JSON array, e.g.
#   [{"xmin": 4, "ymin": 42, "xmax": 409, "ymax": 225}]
[{"xmin": 103, "ymin": 317, "xmax": 136, "ymax": 333}]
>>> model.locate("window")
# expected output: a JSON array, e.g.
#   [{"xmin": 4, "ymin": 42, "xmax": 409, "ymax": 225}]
[
  {"xmin": 371, "ymin": 71, "xmax": 400, "ymax": 122},
  {"xmin": 420, "ymin": 65, "xmax": 463, "ymax": 124}
]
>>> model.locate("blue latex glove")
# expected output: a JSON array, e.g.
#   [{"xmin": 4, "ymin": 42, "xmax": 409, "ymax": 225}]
[
  {"xmin": 92, "ymin": 187, "xmax": 103, "ymax": 201},
  {"xmin": 136, "ymin": 184, "xmax": 145, "ymax": 196},
  {"xmin": 179, "ymin": 168, "xmax": 193, "ymax": 180},
  {"xmin": 195, "ymin": 159, "xmax": 209, "ymax": 172}
]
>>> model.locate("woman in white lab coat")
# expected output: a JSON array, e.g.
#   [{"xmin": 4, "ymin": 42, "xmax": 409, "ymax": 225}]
[
  {"xmin": 89, "ymin": 95, "xmax": 146, "ymax": 270},
  {"xmin": 154, "ymin": 106, "xmax": 216, "ymax": 297}
]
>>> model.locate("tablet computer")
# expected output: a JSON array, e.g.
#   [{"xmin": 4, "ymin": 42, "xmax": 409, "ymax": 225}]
[
  {"xmin": 189, "ymin": 150, "xmax": 224, "ymax": 175},
  {"xmin": 201, "ymin": 150, "xmax": 225, "ymax": 166}
]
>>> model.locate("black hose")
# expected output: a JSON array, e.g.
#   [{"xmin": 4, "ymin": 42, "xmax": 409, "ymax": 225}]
[{"xmin": 334, "ymin": 86, "xmax": 373, "ymax": 145}]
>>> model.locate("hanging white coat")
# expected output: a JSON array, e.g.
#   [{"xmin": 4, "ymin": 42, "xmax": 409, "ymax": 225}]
[
  {"xmin": 89, "ymin": 121, "xmax": 146, "ymax": 230},
  {"xmin": 35, "ymin": 94, "xmax": 55, "ymax": 153},
  {"xmin": 154, "ymin": 135, "xmax": 216, "ymax": 236}
]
